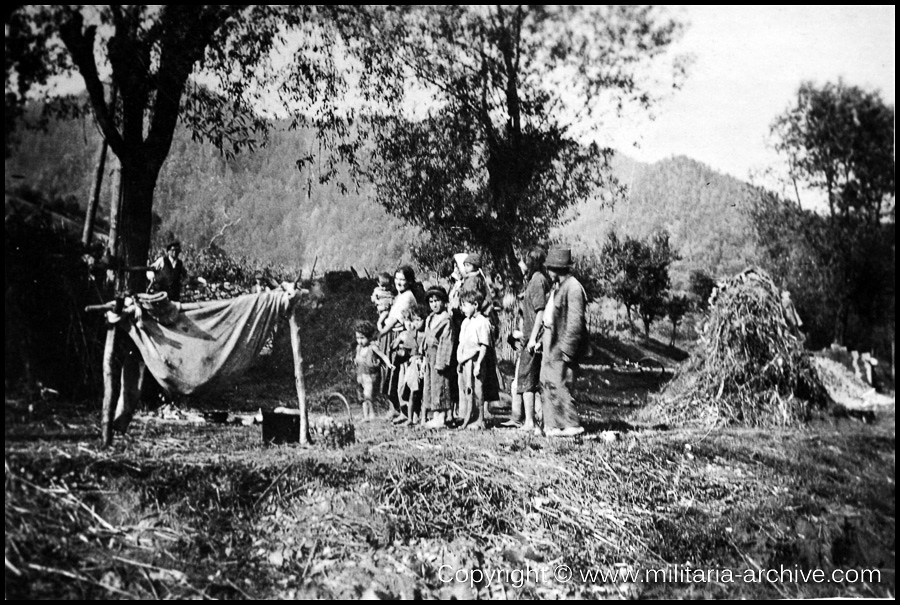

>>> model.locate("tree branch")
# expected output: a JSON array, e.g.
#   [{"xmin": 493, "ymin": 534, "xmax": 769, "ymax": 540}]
[{"xmin": 58, "ymin": 10, "xmax": 125, "ymax": 157}]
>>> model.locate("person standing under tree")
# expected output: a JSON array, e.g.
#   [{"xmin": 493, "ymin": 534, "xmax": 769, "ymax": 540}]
[
  {"xmin": 456, "ymin": 289, "xmax": 500, "ymax": 430},
  {"xmin": 540, "ymin": 247, "xmax": 589, "ymax": 437},
  {"xmin": 503, "ymin": 247, "xmax": 550, "ymax": 431},
  {"xmin": 148, "ymin": 241, "xmax": 187, "ymax": 302},
  {"xmin": 378, "ymin": 265, "xmax": 421, "ymax": 421},
  {"xmin": 354, "ymin": 320, "xmax": 394, "ymax": 422},
  {"xmin": 422, "ymin": 286, "xmax": 456, "ymax": 429}
]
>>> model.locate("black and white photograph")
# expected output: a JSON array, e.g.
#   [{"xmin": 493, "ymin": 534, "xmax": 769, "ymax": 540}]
[{"xmin": 5, "ymin": 5, "xmax": 894, "ymax": 599}]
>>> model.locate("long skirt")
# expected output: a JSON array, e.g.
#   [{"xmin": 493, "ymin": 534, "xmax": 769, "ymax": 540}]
[{"xmin": 422, "ymin": 347, "xmax": 454, "ymax": 413}]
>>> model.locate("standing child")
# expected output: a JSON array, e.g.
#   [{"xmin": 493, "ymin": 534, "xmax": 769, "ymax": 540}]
[
  {"xmin": 371, "ymin": 272, "xmax": 395, "ymax": 332},
  {"xmin": 392, "ymin": 305, "xmax": 427, "ymax": 425},
  {"xmin": 456, "ymin": 289, "xmax": 500, "ymax": 430},
  {"xmin": 422, "ymin": 287, "xmax": 455, "ymax": 429},
  {"xmin": 354, "ymin": 320, "xmax": 394, "ymax": 421}
]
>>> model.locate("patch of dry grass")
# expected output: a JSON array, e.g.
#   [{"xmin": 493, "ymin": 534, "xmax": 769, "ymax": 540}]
[{"xmin": 5, "ymin": 399, "xmax": 894, "ymax": 599}]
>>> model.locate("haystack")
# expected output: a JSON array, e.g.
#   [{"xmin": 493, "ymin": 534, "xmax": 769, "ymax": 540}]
[{"xmin": 659, "ymin": 268, "xmax": 828, "ymax": 426}]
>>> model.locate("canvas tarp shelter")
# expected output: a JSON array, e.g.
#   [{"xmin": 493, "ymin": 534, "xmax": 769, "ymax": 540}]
[{"xmin": 113, "ymin": 290, "xmax": 295, "ymax": 395}]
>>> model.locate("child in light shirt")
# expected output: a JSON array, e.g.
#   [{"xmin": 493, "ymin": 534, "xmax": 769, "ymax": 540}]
[{"xmin": 456, "ymin": 289, "xmax": 496, "ymax": 430}]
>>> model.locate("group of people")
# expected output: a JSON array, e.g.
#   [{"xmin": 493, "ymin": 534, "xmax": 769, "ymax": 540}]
[{"xmin": 353, "ymin": 246, "xmax": 589, "ymax": 437}]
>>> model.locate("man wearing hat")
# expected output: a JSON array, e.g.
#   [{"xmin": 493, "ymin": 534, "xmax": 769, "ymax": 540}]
[
  {"xmin": 540, "ymin": 247, "xmax": 588, "ymax": 437},
  {"xmin": 148, "ymin": 241, "xmax": 187, "ymax": 302}
]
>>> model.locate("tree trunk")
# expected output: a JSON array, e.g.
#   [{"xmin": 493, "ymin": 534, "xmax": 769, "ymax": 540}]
[
  {"xmin": 625, "ymin": 305, "xmax": 635, "ymax": 336},
  {"xmin": 117, "ymin": 158, "xmax": 158, "ymax": 293}
]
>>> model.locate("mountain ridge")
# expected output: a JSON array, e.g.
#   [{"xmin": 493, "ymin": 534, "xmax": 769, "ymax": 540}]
[{"xmin": 5, "ymin": 116, "xmax": 758, "ymax": 284}]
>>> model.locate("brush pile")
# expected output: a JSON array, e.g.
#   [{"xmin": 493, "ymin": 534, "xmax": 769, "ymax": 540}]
[{"xmin": 660, "ymin": 268, "xmax": 828, "ymax": 426}]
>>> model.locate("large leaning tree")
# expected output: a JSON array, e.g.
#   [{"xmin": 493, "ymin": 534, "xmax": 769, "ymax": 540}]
[
  {"xmin": 5, "ymin": 5, "xmax": 352, "ymax": 291},
  {"xmin": 339, "ymin": 5, "xmax": 689, "ymax": 281}
]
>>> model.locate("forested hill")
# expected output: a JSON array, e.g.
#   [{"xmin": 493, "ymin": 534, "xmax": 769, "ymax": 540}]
[
  {"xmin": 558, "ymin": 154, "xmax": 760, "ymax": 287},
  {"xmin": 6, "ymin": 115, "xmax": 757, "ymax": 281},
  {"xmin": 5, "ymin": 117, "xmax": 416, "ymax": 273}
]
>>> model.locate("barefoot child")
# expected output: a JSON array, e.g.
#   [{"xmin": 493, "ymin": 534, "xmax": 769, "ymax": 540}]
[
  {"xmin": 422, "ymin": 287, "xmax": 455, "ymax": 429},
  {"xmin": 392, "ymin": 306, "xmax": 426, "ymax": 425},
  {"xmin": 456, "ymin": 289, "xmax": 499, "ymax": 429},
  {"xmin": 354, "ymin": 320, "xmax": 394, "ymax": 421}
]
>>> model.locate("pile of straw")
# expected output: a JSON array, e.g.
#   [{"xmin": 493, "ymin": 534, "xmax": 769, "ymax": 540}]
[{"xmin": 660, "ymin": 268, "xmax": 828, "ymax": 426}]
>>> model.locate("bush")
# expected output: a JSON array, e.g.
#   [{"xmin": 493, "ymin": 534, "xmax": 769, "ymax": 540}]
[{"xmin": 5, "ymin": 212, "xmax": 106, "ymax": 398}]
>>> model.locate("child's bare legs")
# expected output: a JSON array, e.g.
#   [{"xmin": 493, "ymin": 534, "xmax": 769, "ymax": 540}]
[
  {"xmin": 521, "ymin": 391, "xmax": 536, "ymax": 430},
  {"xmin": 399, "ymin": 395, "xmax": 420, "ymax": 426},
  {"xmin": 358, "ymin": 375, "xmax": 376, "ymax": 422}
]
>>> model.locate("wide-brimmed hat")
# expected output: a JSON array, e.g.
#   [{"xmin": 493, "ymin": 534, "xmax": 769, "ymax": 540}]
[
  {"xmin": 464, "ymin": 253, "xmax": 482, "ymax": 268},
  {"xmin": 166, "ymin": 240, "xmax": 182, "ymax": 251},
  {"xmin": 545, "ymin": 247, "xmax": 574, "ymax": 269},
  {"xmin": 425, "ymin": 286, "xmax": 449, "ymax": 303}
]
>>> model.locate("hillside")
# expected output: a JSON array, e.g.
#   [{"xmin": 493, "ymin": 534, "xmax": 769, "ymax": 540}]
[
  {"xmin": 558, "ymin": 154, "xmax": 759, "ymax": 288},
  {"xmin": 6, "ymin": 114, "xmax": 758, "ymax": 279}
]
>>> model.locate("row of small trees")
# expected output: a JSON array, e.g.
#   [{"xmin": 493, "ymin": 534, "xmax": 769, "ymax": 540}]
[{"xmin": 576, "ymin": 231, "xmax": 713, "ymax": 346}]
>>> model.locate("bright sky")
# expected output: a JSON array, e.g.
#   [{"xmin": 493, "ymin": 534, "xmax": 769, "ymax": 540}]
[
  {"xmin": 38, "ymin": 5, "xmax": 894, "ymax": 205},
  {"xmin": 608, "ymin": 5, "xmax": 895, "ymax": 197}
]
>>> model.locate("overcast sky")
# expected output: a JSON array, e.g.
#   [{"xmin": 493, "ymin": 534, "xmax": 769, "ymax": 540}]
[{"xmin": 607, "ymin": 5, "xmax": 895, "ymax": 196}]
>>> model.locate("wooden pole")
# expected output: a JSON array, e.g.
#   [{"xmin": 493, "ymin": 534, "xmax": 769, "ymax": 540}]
[
  {"xmin": 101, "ymin": 299, "xmax": 122, "ymax": 448},
  {"xmin": 288, "ymin": 304, "xmax": 310, "ymax": 445},
  {"xmin": 106, "ymin": 160, "xmax": 122, "ymax": 259},
  {"xmin": 101, "ymin": 162, "xmax": 123, "ymax": 447},
  {"xmin": 83, "ymin": 137, "xmax": 108, "ymax": 246},
  {"xmin": 83, "ymin": 86, "xmax": 116, "ymax": 247}
]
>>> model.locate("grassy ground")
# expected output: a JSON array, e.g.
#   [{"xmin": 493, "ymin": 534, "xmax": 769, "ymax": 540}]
[{"xmin": 4, "ymin": 287, "xmax": 895, "ymax": 599}]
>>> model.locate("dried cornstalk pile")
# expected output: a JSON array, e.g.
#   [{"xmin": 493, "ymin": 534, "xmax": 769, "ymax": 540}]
[{"xmin": 660, "ymin": 268, "xmax": 828, "ymax": 427}]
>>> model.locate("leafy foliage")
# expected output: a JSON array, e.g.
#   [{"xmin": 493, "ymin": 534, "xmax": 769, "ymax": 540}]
[
  {"xmin": 557, "ymin": 155, "xmax": 760, "ymax": 289},
  {"xmin": 599, "ymin": 230, "xmax": 681, "ymax": 341},
  {"xmin": 342, "ymin": 5, "xmax": 688, "ymax": 281},
  {"xmin": 6, "ymin": 5, "xmax": 355, "ymax": 292},
  {"xmin": 8, "ymin": 116, "xmax": 765, "ymax": 285},
  {"xmin": 5, "ymin": 212, "xmax": 106, "ymax": 397},
  {"xmin": 771, "ymin": 80, "xmax": 894, "ymax": 225},
  {"xmin": 664, "ymin": 293, "xmax": 692, "ymax": 347},
  {"xmin": 688, "ymin": 270, "xmax": 717, "ymax": 312},
  {"xmin": 761, "ymin": 81, "xmax": 895, "ymax": 352}
]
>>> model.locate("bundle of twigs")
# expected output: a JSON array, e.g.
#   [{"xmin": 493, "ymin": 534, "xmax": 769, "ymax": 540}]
[{"xmin": 660, "ymin": 268, "xmax": 828, "ymax": 427}]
